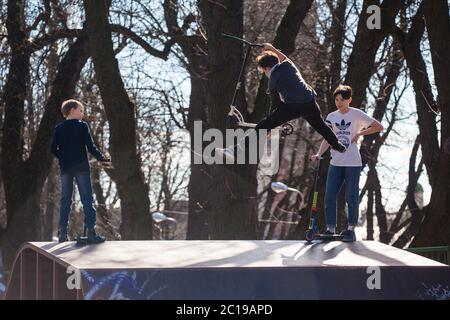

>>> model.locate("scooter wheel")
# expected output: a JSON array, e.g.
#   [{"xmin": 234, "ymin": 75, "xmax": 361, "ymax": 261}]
[
  {"xmin": 281, "ymin": 123, "xmax": 294, "ymax": 136},
  {"xmin": 226, "ymin": 115, "xmax": 239, "ymax": 129},
  {"xmin": 305, "ymin": 229, "xmax": 315, "ymax": 242}
]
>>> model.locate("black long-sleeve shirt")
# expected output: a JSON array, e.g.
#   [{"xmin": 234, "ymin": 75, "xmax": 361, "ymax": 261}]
[
  {"xmin": 51, "ymin": 119, "xmax": 105, "ymax": 174},
  {"xmin": 268, "ymin": 59, "xmax": 316, "ymax": 108}
]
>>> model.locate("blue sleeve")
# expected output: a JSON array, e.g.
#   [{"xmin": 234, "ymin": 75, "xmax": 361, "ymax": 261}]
[
  {"xmin": 268, "ymin": 77, "xmax": 281, "ymax": 109},
  {"xmin": 270, "ymin": 90, "xmax": 282, "ymax": 109},
  {"xmin": 325, "ymin": 114, "xmax": 333, "ymax": 130},
  {"xmin": 83, "ymin": 122, "xmax": 105, "ymax": 161},
  {"xmin": 50, "ymin": 126, "xmax": 59, "ymax": 158}
]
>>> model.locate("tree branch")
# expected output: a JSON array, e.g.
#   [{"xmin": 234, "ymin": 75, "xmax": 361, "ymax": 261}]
[
  {"xmin": 392, "ymin": 136, "xmax": 425, "ymax": 247},
  {"xmin": 110, "ymin": 24, "xmax": 176, "ymax": 60},
  {"xmin": 30, "ymin": 28, "xmax": 82, "ymax": 52}
]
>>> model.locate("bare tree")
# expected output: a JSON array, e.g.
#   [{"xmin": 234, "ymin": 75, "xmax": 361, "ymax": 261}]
[
  {"xmin": 83, "ymin": 0, "xmax": 152, "ymax": 239},
  {"xmin": 408, "ymin": 0, "xmax": 450, "ymax": 247},
  {"xmin": 1, "ymin": 0, "xmax": 89, "ymax": 271}
]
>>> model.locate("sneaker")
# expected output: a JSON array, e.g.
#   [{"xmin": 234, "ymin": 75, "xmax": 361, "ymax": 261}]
[
  {"xmin": 215, "ymin": 147, "xmax": 235, "ymax": 162},
  {"xmin": 86, "ymin": 228, "xmax": 106, "ymax": 244},
  {"xmin": 58, "ymin": 226, "xmax": 68, "ymax": 243},
  {"xmin": 340, "ymin": 229, "xmax": 356, "ymax": 242},
  {"xmin": 332, "ymin": 141, "xmax": 347, "ymax": 153}
]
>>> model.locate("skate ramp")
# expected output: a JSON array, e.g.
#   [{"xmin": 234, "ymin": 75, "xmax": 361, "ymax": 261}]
[{"xmin": 4, "ymin": 240, "xmax": 450, "ymax": 300}]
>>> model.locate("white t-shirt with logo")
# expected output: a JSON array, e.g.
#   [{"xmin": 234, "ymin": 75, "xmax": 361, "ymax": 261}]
[{"xmin": 325, "ymin": 107, "xmax": 376, "ymax": 167}]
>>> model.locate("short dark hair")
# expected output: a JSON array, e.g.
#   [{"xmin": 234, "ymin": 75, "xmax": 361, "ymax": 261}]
[
  {"xmin": 256, "ymin": 51, "xmax": 279, "ymax": 69},
  {"xmin": 333, "ymin": 85, "xmax": 352, "ymax": 100},
  {"xmin": 61, "ymin": 99, "xmax": 83, "ymax": 117}
]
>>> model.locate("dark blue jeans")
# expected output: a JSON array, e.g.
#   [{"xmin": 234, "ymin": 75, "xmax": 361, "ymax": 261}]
[
  {"xmin": 59, "ymin": 171, "xmax": 96, "ymax": 229},
  {"xmin": 324, "ymin": 165, "xmax": 362, "ymax": 228},
  {"xmin": 235, "ymin": 99, "xmax": 341, "ymax": 160},
  {"xmin": 255, "ymin": 99, "xmax": 340, "ymax": 149}
]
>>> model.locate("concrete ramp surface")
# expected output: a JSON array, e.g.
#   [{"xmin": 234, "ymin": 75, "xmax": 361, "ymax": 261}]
[{"xmin": 4, "ymin": 240, "xmax": 450, "ymax": 300}]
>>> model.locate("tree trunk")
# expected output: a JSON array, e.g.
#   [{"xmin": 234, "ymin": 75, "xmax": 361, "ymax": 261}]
[
  {"xmin": 91, "ymin": 165, "xmax": 115, "ymax": 239},
  {"xmin": 373, "ymin": 166, "xmax": 388, "ymax": 243},
  {"xmin": 260, "ymin": 135, "xmax": 289, "ymax": 239},
  {"xmin": 366, "ymin": 187, "xmax": 374, "ymax": 240},
  {"xmin": 362, "ymin": 40, "xmax": 403, "ymax": 241},
  {"xmin": 326, "ymin": 0, "xmax": 347, "ymax": 112},
  {"xmin": 42, "ymin": 163, "xmax": 58, "ymax": 240},
  {"xmin": 411, "ymin": 0, "xmax": 450, "ymax": 247},
  {"xmin": 161, "ymin": 0, "xmax": 211, "ymax": 239},
  {"xmin": 345, "ymin": 0, "xmax": 403, "ymax": 109},
  {"xmin": 83, "ymin": 0, "xmax": 151, "ymax": 239},
  {"xmin": 393, "ymin": 137, "xmax": 424, "ymax": 248},
  {"xmin": 186, "ymin": 70, "xmax": 210, "ymax": 239},
  {"xmin": 1, "ymin": 0, "xmax": 90, "ymax": 272},
  {"xmin": 41, "ymin": 19, "xmax": 60, "ymax": 241},
  {"xmin": 393, "ymin": 4, "xmax": 439, "ymax": 187},
  {"xmin": 198, "ymin": 0, "xmax": 258, "ymax": 239},
  {"xmin": 1, "ymin": 2, "xmax": 33, "ymax": 272}
]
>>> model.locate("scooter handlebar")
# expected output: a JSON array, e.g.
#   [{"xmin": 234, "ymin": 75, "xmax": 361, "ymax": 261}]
[{"xmin": 221, "ymin": 33, "xmax": 263, "ymax": 48}]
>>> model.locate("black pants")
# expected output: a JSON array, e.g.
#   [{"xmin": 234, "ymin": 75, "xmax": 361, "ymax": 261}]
[{"xmin": 236, "ymin": 99, "xmax": 339, "ymax": 154}]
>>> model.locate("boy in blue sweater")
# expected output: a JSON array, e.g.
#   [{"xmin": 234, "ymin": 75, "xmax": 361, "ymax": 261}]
[{"xmin": 51, "ymin": 99, "xmax": 109, "ymax": 243}]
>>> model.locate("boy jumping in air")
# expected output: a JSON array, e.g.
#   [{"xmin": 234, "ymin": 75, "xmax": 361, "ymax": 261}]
[
  {"xmin": 51, "ymin": 99, "xmax": 109, "ymax": 243},
  {"xmin": 310, "ymin": 85, "xmax": 383, "ymax": 242},
  {"xmin": 216, "ymin": 43, "xmax": 346, "ymax": 162}
]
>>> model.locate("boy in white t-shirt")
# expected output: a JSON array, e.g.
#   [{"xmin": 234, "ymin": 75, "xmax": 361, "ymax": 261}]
[{"xmin": 310, "ymin": 85, "xmax": 383, "ymax": 242}]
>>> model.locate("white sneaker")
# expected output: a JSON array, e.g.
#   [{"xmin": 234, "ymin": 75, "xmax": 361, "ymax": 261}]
[{"xmin": 215, "ymin": 147, "xmax": 235, "ymax": 162}]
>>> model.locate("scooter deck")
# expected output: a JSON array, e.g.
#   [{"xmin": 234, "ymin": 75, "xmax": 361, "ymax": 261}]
[
  {"xmin": 75, "ymin": 236, "xmax": 89, "ymax": 247},
  {"xmin": 314, "ymin": 234, "xmax": 344, "ymax": 241},
  {"xmin": 75, "ymin": 234, "xmax": 107, "ymax": 247}
]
